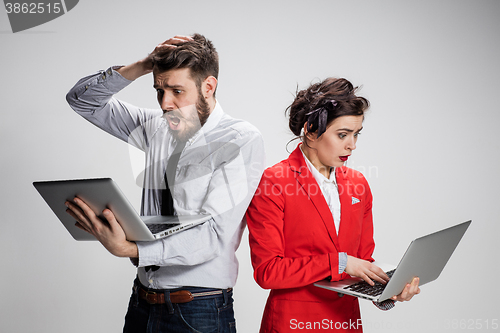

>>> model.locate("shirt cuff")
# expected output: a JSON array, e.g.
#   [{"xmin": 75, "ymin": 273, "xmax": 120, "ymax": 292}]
[
  {"xmin": 97, "ymin": 66, "xmax": 133, "ymax": 94},
  {"xmin": 135, "ymin": 240, "xmax": 164, "ymax": 267},
  {"xmin": 373, "ymin": 299, "xmax": 396, "ymax": 311},
  {"xmin": 338, "ymin": 252, "xmax": 347, "ymax": 274}
]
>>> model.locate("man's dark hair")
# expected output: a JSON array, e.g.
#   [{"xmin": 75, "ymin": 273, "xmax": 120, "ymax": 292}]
[{"xmin": 151, "ymin": 33, "xmax": 219, "ymax": 93}]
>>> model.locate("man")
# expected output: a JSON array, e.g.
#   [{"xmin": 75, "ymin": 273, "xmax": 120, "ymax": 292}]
[{"xmin": 65, "ymin": 34, "xmax": 265, "ymax": 332}]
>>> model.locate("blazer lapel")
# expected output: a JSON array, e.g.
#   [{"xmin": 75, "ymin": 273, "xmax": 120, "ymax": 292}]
[
  {"xmin": 335, "ymin": 166, "xmax": 352, "ymax": 249},
  {"xmin": 288, "ymin": 146, "xmax": 341, "ymax": 251}
]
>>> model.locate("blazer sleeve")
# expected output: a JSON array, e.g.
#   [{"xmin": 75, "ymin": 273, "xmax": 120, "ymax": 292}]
[{"xmin": 246, "ymin": 170, "xmax": 347, "ymax": 290}]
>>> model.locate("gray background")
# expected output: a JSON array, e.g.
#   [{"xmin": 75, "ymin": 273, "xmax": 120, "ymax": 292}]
[{"xmin": 1, "ymin": 0, "xmax": 499, "ymax": 332}]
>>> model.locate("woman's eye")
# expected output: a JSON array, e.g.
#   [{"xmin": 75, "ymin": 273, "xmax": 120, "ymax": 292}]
[{"xmin": 339, "ymin": 133, "xmax": 347, "ymax": 139}]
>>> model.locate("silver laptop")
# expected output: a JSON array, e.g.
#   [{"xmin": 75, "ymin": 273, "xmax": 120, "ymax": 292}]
[
  {"xmin": 314, "ymin": 220, "xmax": 471, "ymax": 302},
  {"xmin": 33, "ymin": 178, "xmax": 211, "ymax": 241}
]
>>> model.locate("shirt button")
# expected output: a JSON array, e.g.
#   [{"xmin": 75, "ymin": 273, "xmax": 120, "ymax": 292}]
[
  {"xmin": 107, "ymin": 69, "xmax": 112, "ymax": 75},
  {"xmin": 102, "ymin": 74, "xmax": 106, "ymax": 79},
  {"xmin": 148, "ymin": 279, "xmax": 153, "ymax": 284}
]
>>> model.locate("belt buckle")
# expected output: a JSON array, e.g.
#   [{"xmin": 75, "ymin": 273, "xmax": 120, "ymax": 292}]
[{"xmin": 144, "ymin": 290, "xmax": 158, "ymax": 304}]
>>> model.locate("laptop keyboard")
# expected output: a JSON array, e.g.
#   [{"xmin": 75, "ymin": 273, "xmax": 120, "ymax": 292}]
[
  {"xmin": 343, "ymin": 269, "xmax": 396, "ymax": 297},
  {"xmin": 147, "ymin": 223, "xmax": 180, "ymax": 234}
]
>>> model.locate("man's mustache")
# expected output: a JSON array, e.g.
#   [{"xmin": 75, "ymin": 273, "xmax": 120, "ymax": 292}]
[{"xmin": 162, "ymin": 104, "xmax": 197, "ymax": 119}]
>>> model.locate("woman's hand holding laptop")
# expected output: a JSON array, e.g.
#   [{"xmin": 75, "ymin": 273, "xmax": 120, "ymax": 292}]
[{"xmin": 346, "ymin": 255, "xmax": 421, "ymax": 302}]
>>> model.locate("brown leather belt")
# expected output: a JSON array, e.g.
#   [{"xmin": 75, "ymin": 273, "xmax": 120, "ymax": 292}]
[{"xmin": 138, "ymin": 286, "xmax": 232, "ymax": 305}]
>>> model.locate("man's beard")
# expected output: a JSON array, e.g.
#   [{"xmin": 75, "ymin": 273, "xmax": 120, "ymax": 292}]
[
  {"xmin": 196, "ymin": 91, "xmax": 210, "ymax": 128},
  {"xmin": 169, "ymin": 91, "xmax": 210, "ymax": 142}
]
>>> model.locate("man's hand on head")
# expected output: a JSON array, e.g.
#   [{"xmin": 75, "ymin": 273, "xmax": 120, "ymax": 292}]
[
  {"xmin": 116, "ymin": 35, "xmax": 194, "ymax": 81},
  {"xmin": 145, "ymin": 35, "xmax": 194, "ymax": 71},
  {"xmin": 151, "ymin": 35, "xmax": 194, "ymax": 56}
]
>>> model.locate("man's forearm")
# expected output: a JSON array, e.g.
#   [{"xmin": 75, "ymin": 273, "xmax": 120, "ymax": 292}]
[{"xmin": 116, "ymin": 57, "xmax": 153, "ymax": 81}]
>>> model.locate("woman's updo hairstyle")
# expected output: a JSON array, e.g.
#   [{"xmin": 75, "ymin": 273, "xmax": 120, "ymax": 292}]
[{"xmin": 287, "ymin": 78, "xmax": 370, "ymax": 140}]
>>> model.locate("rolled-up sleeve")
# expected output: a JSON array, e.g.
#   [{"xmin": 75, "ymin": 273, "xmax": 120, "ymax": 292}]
[{"xmin": 66, "ymin": 66, "xmax": 160, "ymax": 150}]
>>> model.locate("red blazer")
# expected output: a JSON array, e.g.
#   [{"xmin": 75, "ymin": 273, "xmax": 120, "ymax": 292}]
[{"xmin": 246, "ymin": 145, "xmax": 375, "ymax": 332}]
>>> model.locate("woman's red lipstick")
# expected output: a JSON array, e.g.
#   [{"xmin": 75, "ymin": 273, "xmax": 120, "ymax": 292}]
[{"xmin": 339, "ymin": 155, "xmax": 349, "ymax": 162}]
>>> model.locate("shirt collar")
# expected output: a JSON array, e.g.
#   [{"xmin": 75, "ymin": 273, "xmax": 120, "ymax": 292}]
[{"xmin": 300, "ymin": 145, "xmax": 337, "ymax": 185}]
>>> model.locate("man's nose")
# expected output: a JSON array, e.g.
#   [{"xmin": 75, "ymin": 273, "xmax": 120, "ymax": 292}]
[{"xmin": 159, "ymin": 93, "xmax": 175, "ymax": 111}]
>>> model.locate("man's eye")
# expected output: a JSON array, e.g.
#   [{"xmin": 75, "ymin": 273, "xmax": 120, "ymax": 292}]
[{"xmin": 174, "ymin": 89, "xmax": 182, "ymax": 94}]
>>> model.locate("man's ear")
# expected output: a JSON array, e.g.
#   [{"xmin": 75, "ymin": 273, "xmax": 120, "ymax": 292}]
[{"xmin": 202, "ymin": 76, "xmax": 218, "ymax": 99}]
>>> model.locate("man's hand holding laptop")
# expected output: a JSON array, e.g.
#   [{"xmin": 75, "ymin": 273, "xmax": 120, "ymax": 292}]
[{"xmin": 65, "ymin": 197, "xmax": 139, "ymax": 258}]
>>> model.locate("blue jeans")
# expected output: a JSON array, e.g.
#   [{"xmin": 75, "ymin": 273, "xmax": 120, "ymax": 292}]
[{"xmin": 123, "ymin": 279, "xmax": 236, "ymax": 333}]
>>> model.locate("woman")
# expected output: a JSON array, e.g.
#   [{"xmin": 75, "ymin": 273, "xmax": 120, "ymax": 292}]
[{"xmin": 245, "ymin": 78, "xmax": 420, "ymax": 332}]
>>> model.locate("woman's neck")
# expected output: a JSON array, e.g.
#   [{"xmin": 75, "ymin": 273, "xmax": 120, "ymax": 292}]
[{"xmin": 300, "ymin": 144, "xmax": 331, "ymax": 179}]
